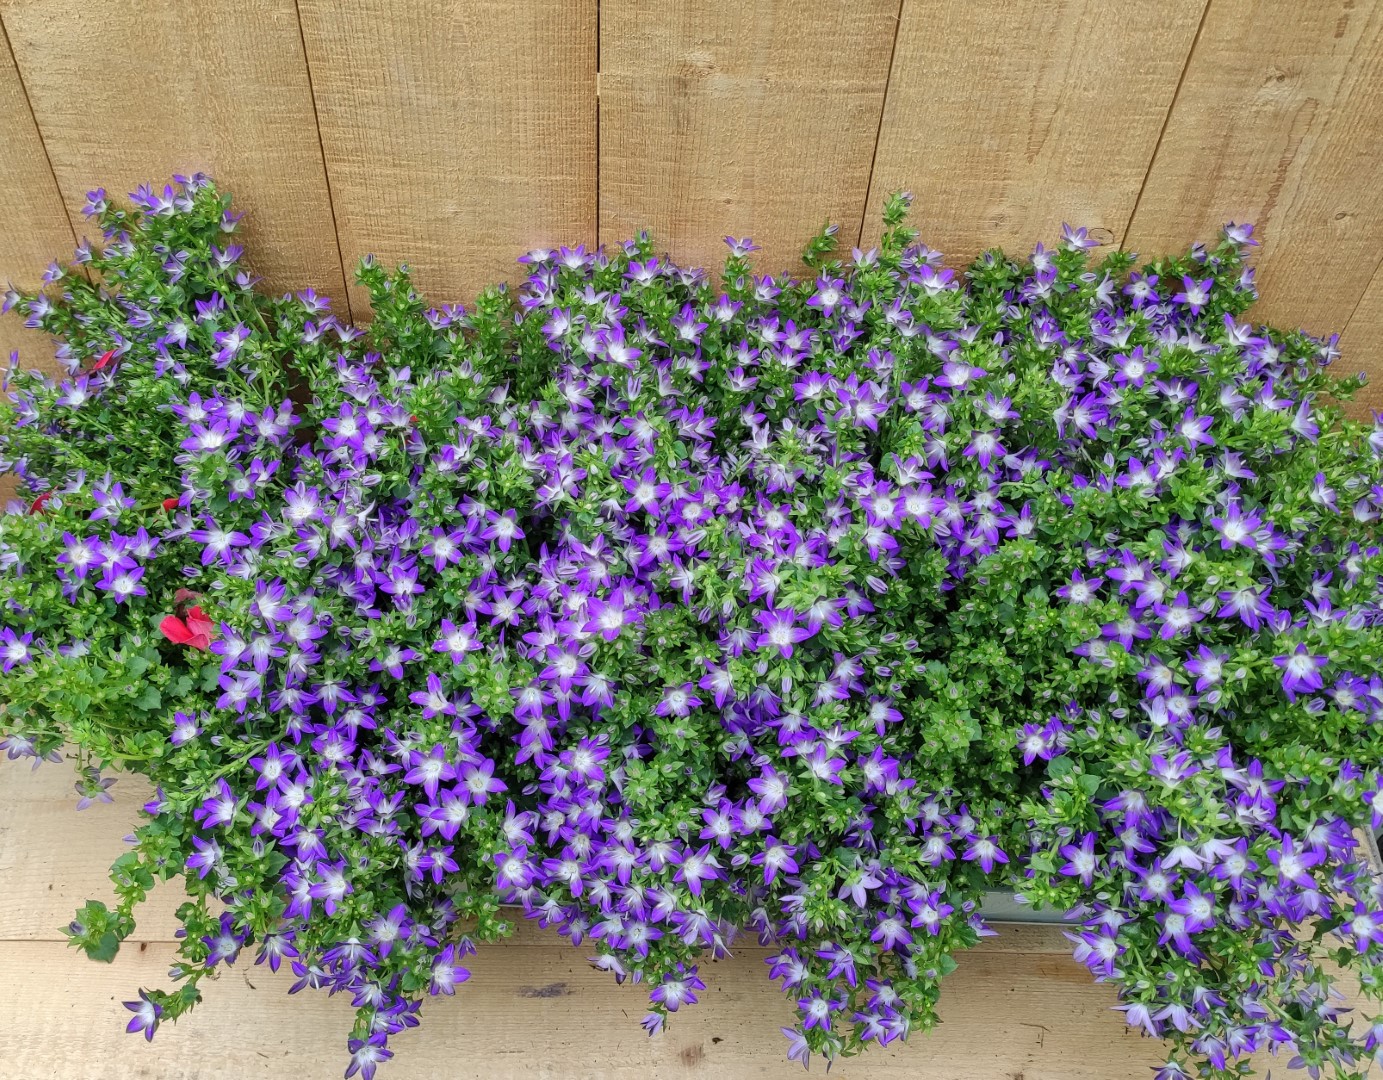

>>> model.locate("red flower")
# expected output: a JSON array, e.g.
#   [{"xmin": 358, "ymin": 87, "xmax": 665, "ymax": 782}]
[
  {"xmin": 91, "ymin": 349, "xmax": 117, "ymax": 372},
  {"xmin": 159, "ymin": 606, "xmax": 217, "ymax": 651},
  {"xmin": 162, "ymin": 497, "xmax": 180, "ymax": 511},
  {"xmin": 28, "ymin": 492, "xmax": 52, "ymax": 515}
]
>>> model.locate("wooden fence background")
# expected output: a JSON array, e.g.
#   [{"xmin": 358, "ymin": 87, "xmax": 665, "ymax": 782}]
[{"xmin": 0, "ymin": 0, "xmax": 1381, "ymax": 388}]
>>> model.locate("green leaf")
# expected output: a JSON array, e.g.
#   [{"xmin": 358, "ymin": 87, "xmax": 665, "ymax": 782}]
[
  {"xmin": 133, "ymin": 686, "xmax": 162, "ymax": 711},
  {"xmin": 1047, "ymin": 756, "xmax": 1075, "ymax": 780},
  {"xmin": 86, "ymin": 931, "xmax": 121, "ymax": 964}
]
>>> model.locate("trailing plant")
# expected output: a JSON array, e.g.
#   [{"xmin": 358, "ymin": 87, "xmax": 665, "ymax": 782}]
[{"xmin": 2, "ymin": 175, "xmax": 1381, "ymax": 1079}]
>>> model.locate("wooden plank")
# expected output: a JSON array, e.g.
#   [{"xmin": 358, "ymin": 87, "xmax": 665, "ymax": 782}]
[
  {"xmin": 0, "ymin": 25, "xmax": 71, "ymax": 377},
  {"xmin": 0, "ymin": 761, "xmax": 183, "ymax": 941},
  {"xmin": 0, "ymin": 29, "xmax": 72, "ymax": 506},
  {"xmin": 0, "ymin": 756, "xmax": 1066, "ymax": 951},
  {"xmin": 297, "ymin": 0, "xmax": 597, "ymax": 313},
  {"xmin": 0, "ymin": 937, "xmax": 1172, "ymax": 1079},
  {"xmin": 1340, "ymin": 258, "xmax": 1383, "ymax": 418},
  {"xmin": 1126, "ymin": 0, "xmax": 1383, "ymax": 339},
  {"xmin": 862, "ymin": 0, "xmax": 1205, "ymax": 263},
  {"xmin": 599, "ymin": 0, "xmax": 899, "ymax": 276},
  {"xmin": 0, "ymin": 760, "xmax": 1365, "ymax": 1078},
  {"xmin": 0, "ymin": 0, "xmax": 350, "ymax": 312}
]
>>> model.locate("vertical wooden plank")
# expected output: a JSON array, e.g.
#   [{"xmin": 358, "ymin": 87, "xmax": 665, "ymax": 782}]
[
  {"xmin": 863, "ymin": 0, "xmax": 1204, "ymax": 263},
  {"xmin": 0, "ymin": 25, "xmax": 72, "ymax": 375},
  {"xmin": 0, "ymin": 27, "xmax": 73, "ymax": 504},
  {"xmin": 298, "ymin": 0, "xmax": 597, "ymax": 312},
  {"xmin": 0, "ymin": 0, "xmax": 349, "ymax": 311},
  {"xmin": 600, "ymin": 0, "xmax": 900, "ymax": 275},
  {"xmin": 1126, "ymin": 0, "xmax": 1383, "ymax": 338},
  {"xmin": 1340, "ymin": 259, "xmax": 1383, "ymax": 418}
]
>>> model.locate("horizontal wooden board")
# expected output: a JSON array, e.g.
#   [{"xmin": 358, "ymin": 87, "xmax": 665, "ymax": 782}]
[{"xmin": 0, "ymin": 756, "xmax": 1360, "ymax": 1079}]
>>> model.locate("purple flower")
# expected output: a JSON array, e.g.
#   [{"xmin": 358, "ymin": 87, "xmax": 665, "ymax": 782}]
[
  {"xmin": 1058, "ymin": 833, "xmax": 1098, "ymax": 887},
  {"xmin": 1169, "ymin": 882, "xmax": 1217, "ymax": 933},
  {"xmin": 1154, "ymin": 591, "xmax": 1206, "ymax": 639},
  {"xmin": 963, "ymin": 836, "xmax": 1008, "ymax": 874},
  {"xmin": 122, "ymin": 990, "xmax": 162, "ymax": 1041},
  {"xmin": 798, "ymin": 990, "xmax": 841, "ymax": 1032},
  {"xmin": 671, "ymin": 844, "xmax": 723, "ymax": 897},
  {"xmin": 404, "ymin": 745, "xmax": 457, "ymax": 800},
  {"xmin": 1266, "ymin": 835, "xmax": 1322, "ymax": 887},
  {"xmin": 1272, "ymin": 644, "xmax": 1328, "ymax": 701},
  {"xmin": 345, "ymin": 1034, "xmax": 392, "ymax": 1080},
  {"xmin": 0, "ymin": 628, "xmax": 33, "ymax": 671},
  {"xmin": 753, "ymin": 607, "xmax": 813, "ymax": 658},
  {"xmin": 1176, "ymin": 407, "xmax": 1215, "ymax": 448},
  {"xmin": 482, "ymin": 509, "xmax": 525, "ymax": 553},
  {"xmin": 1055, "ymin": 569, "xmax": 1102, "ymax": 605},
  {"xmin": 1171, "ymin": 275, "xmax": 1214, "ymax": 315},
  {"xmin": 654, "ymin": 682, "xmax": 701, "ymax": 718},
  {"xmin": 752, "ymin": 837, "xmax": 799, "ymax": 885},
  {"xmin": 649, "ymin": 965, "xmax": 705, "ymax": 1012}
]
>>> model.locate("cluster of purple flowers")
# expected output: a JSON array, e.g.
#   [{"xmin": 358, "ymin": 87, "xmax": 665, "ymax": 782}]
[{"xmin": 1, "ymin": 177, "xmax": 1381, "ymax": 1079}]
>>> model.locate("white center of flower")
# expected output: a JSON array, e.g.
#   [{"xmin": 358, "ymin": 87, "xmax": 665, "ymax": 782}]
[
  {"xmin": 420, "ymin": 758, "xmax": 444, "ymax": 782},
  {"xmin": 1286, "ymin": 654, "xmax": 1318, "ymax": 679},
  {"xmin": 598, "ymin": 607, "xmax": 624, "ymax": 631},
  {"xmin": 1165, "ymin": 606, "xmax": 1193, "ymax": 628}
]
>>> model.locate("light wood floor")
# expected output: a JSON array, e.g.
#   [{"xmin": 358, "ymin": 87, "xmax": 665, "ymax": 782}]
[{"xmin": 0, "ymin": 757, "xmax": 1320, "ymax": 1080}]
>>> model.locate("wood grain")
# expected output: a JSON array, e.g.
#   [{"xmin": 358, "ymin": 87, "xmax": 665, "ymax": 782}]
[
  {"xmin": 1126, "ymin": 0, "xmax": 1383, "ymax": 341},
  {"xmin": 862, "ymin": 0, "xmax": 1205, "ymax": 264},
  {"xmin": 599, "ymin": 0, "xmax": 900, "ymax": 276},
  {"xmin": 0, "ymin": 0, "xmax": 349, "ymax": 312},
  {"xmin": 297, "ymin": 0, "xmax": 597, "ymax": 314},
  {"xmin": 0, "ymin": 933, "xmax": 1180, "ymax": 1080},
  {"xmin": 0, "ymin": 27, "xmax": 73, "ymax": 506},
  {"xmin": 0, "ymin": 23, "xmax": 71, "ymax": 375},
  {"xmin": 1340, "ymin": 257, "xmax": 1383, "ymax": 418}
]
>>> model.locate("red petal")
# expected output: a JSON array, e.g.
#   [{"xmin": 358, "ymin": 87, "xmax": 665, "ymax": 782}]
[
  {"xmin": 184, "ymin": 607, "xmax": 217, "ymax": 641},
  {"xmin": 27, "ymin": 492, "xmax": 52, "ymax": 515},
  {"xmin": 159, "ymin": 616, "xmax": 193, "ymax": 645},
  {"xmin": 162, "ymin": 497, "xmax": 180, "ymax": 511},
  {"xmin": 92, "ymin": 349, "xmax": 116, "ymax": 371}
]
